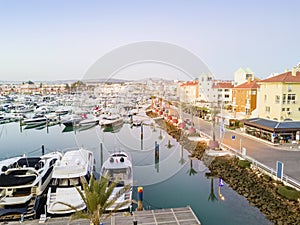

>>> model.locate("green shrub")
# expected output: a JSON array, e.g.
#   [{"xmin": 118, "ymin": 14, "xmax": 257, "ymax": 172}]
[
  {"xmin": 262, "ymin": 174, "xmax": 272, "ymax": 181},
  {"xmin": 238, "ymin": 160, "xmax": 251, "ymax": 168},
  {"xmin": 277, "ymin": 185, "xmax": 300, "ymax": 201}
]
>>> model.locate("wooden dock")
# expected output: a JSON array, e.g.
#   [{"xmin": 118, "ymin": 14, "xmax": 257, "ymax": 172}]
[{"xmin": 2, "ymin": 206, "xmax": 201, "ymax": 225}]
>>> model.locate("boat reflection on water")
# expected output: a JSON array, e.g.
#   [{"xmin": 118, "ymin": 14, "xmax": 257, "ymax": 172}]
[
  {"xmin": 23, "ymin": 121, "xmax": 59, "ymax": 131},
  {"xmin": 62, "ymin": 124, "xmax": 98, "ymax": 133},
  {"xmin": 24, "ymin": 123, "xmax": 47, "ymax": 130},
  {"xmin": 102, "ymin": 123, "xmax": 123, "ymax": 133}
]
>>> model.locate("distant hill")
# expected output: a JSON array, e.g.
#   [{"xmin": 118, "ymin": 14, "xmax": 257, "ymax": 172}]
[{"xmin": 0, "ymin": 77, "xmax": 181, "ymax": 84}]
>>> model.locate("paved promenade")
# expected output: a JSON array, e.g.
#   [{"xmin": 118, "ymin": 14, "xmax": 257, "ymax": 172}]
[{"xmin": 188, "ymin": 113, "xmax": 300, "ymax": 183}]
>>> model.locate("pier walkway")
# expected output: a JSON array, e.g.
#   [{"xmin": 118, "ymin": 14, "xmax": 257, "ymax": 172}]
[{"xmin": 2, "ymin": 207, "xmax": 201, "ymax": 225}]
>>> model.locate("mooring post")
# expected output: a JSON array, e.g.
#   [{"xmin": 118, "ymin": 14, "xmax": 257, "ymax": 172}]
[
  {"xmin": 141, "ymin": 124, "xmax": 144, "ymax": 140},
  {"xmin": 155, "ymin": 142, "xmax": 159, "ymax": 159},
  {"xmin": 155, "ymin": 142, "xmax": 159, "ymax": 172},
  {"xmin": 100, "ymin": 142, "xmax": 103, "ymax": 167},
  {"xmin": 42, "ymin": 145, "xmax": 45, "ymax": 155},
  {"xmin": 137, "ymin": 186, "xmax": 143, "ymax": 211},
  {"xmin": 20, "ymin": 120, "xmax": 23, "ymax": 133}
]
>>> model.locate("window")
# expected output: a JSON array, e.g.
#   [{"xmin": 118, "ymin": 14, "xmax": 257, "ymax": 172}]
[
  {"xmin": 275, "ymin": 95, "xmax": 280, "ymax": 104},
  {"xmin": 288, "ymin": 84, "xmax": 292, "ymax": 92},
  {"xmin": 264, "ymin": 95, "xmax": 267, "ymax": 102},
  {"xmin": 282, "ymin": 108, "xmax": 285, "ymax": 111},
  {"xmin": 265, "ymin": 106, "xmax": 270, "ymax": 113},
  {"xmin": 287, "ymin": 108, "xmax": 290, "ymax": 111},
  {"xmin": 246, "ymin": 108, "xmax": 250, "ymax": 115},
  {"xmin": 224, "ymin": 89, "xmax": 230, "ymax": 92},
  {"xmin": 252, "ymin": 91, "xmax": 256, "ymax": 95},
  {"xmin": 282, "ymin": 94, "xmax": 286, "ymax": 104},
  {"xmin": 287, "ymin": 94, "xmax": 296, "ymax": 104},
  {"xmin": 246, "ymin": 74, "xmax": 252, "ymax": 79},
  {"xmin": 225, "ymin": 94, "xmax": 229, "ymax": 98}
]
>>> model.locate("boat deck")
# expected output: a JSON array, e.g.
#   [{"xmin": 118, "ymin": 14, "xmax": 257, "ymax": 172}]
[{"xmin": 3, "ymin": 206, "xmax": 201, "ymax": 224}]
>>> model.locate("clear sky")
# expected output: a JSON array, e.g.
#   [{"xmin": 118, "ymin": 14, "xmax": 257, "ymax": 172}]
[{"xmin": 0, "ymin": 0, "xmax": 299, "ymax": 81}]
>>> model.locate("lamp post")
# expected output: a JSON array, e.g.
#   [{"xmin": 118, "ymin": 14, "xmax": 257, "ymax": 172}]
[{"xmin": 240, "ymin": 138, "xmax": 242, "ymax": 152}]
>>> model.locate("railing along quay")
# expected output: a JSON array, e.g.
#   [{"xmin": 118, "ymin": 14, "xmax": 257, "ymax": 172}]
[
  {"xmin": 220, "ymin": 143, "xmax": 300, "ymax": 191},
  {"xmin": 196, "ymin": 126, "xmax": 300, "ymax": 190}
]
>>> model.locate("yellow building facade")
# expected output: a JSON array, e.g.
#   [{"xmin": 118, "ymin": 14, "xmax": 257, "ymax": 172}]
[
  {"xmin": 232, "ymin": 79, "xmax": 259, "ymax": 117},
  {"xmin": 258, "ymin": 70, "xmax": 300, "ymax": 121}
]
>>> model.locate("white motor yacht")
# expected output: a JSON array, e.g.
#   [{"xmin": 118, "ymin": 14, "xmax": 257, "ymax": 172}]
[
  {"xmin": 61, "ymin": 114, "xmax": 84, "ymax": 127},
  {"xmin": 0, "ymin": 152, "xmax": 62, "ymax": 220},
  {"xmin": 46, "ymin": 148, "xmax": 95, "ymax": 215},
  {"xmin": 22, "ymin": 114, "xmax": 48, "ymax": 126},
  {"xmin": 101, "ymin": 152, "xmax": 133, "ymax": 211},
  {"xmin": 100, "ymin": 114, "xmax": 123, "ymax": 127}
]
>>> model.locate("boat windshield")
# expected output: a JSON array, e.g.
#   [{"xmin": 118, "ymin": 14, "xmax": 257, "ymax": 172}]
[
  {"xmin": 50, "ymin": 178, "xmax": 81, "ymax": 187},
  {"xmin": 104, "ymin": 168, "xmax": 130, "ymax": 180}
]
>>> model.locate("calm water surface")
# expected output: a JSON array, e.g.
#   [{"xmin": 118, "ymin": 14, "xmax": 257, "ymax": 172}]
[{"xmin": 0, "ymin": 121, "xmax": 272, "ymax": 225}]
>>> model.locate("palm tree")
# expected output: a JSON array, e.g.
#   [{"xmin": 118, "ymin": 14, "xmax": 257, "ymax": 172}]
[
  {"xmin": 190, "ymin": 105, "xmax": 197, "ymax": 127},
  {"xmin": 210, "ymin": 104, "xmax": 220, "ymax": 142},
  {"xmin": 65, "ymin": 174, "xmax": 132, "ymax": 225}
]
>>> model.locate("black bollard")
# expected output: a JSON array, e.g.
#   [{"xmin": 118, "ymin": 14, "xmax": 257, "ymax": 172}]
[{"xmin": 42, "ymin": 145, "xmax": 45, "ymax": 155}]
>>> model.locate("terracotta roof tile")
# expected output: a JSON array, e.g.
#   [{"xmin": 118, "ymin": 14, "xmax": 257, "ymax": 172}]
[
  {"xmin": 234, "ymin": 80, "xmax": 260, "ymax": 89},
  {"xmin": 259, "ymin": 71, "xmax": 300, "ymax": 83},
  {"xmin": 180, "ymin": 81, "xmax": 198, "ymax": 87},
  {"xmin": 212, "ymin": 82, "xmax": 234, "ymax": 89}
]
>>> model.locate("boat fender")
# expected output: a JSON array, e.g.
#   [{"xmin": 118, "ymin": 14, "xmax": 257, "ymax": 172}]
[
  {"xmin": 110, "ymin": 158, "xmax": 114, "ymax": 163},
  {"xmin": 1, "ymin": 166, "xmax": 8, "ymax": 172},
  {"xmin": 120, "ymin": 157, "xmax": 124, "ymax": 163},
  {"xmin": 34, "ymin": 164, "xmax": 40, "ymax": 170}
]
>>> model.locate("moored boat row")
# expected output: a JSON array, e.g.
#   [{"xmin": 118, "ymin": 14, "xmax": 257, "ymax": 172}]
[{"xmin": 0, "ymin": 148, "xmax": 134, "ymax": 220}]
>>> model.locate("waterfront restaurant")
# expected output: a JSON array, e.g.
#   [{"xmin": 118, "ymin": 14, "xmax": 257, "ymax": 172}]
[{"xmin": 243, "ymin": 118, "xmax": 300, "ymax": 143}]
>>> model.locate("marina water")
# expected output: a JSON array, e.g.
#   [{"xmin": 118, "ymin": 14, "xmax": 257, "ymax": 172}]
[{"xmin": 0, "ymin": 121, "xmax": 272, "ymax": 225}]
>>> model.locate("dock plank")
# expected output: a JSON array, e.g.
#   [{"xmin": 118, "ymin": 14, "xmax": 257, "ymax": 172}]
[{"xmin": 3, "ymin": 206, "xmax": 201, "ymax": 225}]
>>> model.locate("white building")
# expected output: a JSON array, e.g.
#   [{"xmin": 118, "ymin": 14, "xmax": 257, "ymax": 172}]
[
  {"xmin": 234, "ymin": 68, "xmax": 255, "ymax": 86},
  {"xmin": 212, "ymin": 81, "xmax": 234, "ymax": 107},
  {"xmin": 177, "ymin": 80, "xmax": 199, "ymax": 103},
  {"xmin": 197, "ymin": 73, "xmax": 218, "ymax": 106}
]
